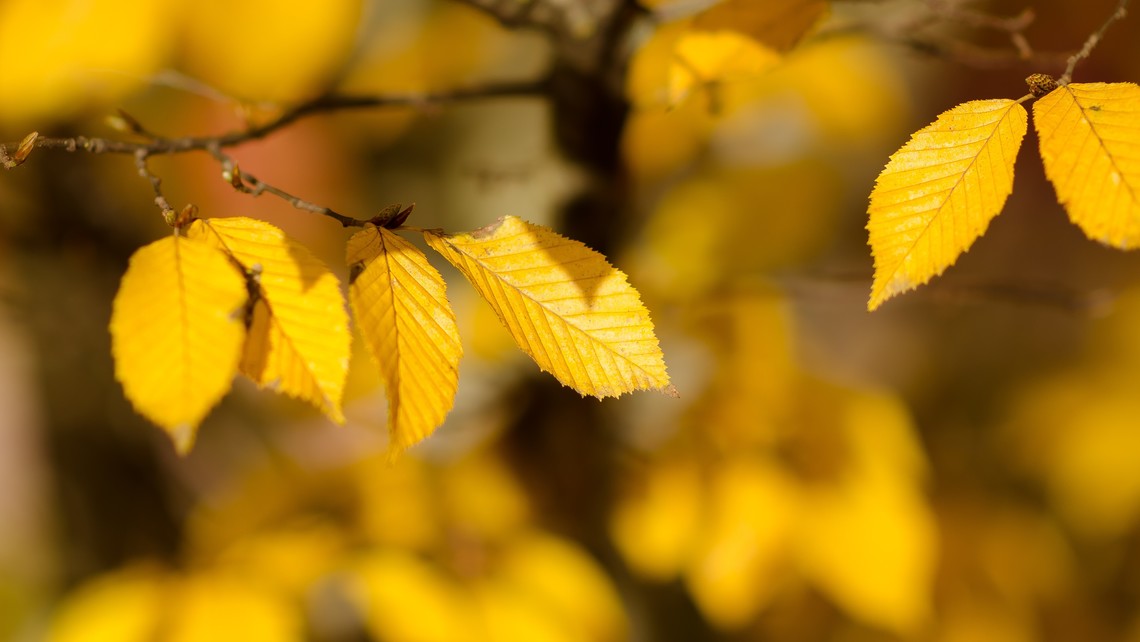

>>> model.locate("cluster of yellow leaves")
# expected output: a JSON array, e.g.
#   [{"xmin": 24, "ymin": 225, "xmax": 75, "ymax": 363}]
[
  {"xmin": 110, "ymin": 215, "xmax": 671, "ymax": 454},
  {"xmin": 867, "ymin": 79, "xmax": 1140, "ymax": 310},
  {"xmin": 47, "ymin": 451, "xmax": 629, "ymax": 642}
]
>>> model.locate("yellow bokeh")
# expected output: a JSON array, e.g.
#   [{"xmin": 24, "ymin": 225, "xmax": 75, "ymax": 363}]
[
  {"xmin": 0, "ymin": 0, "xmax": 178, "ymax": 126},
  {"xmin": 179, "ymin": 0, "xmax": 362, "ymax": 104}
]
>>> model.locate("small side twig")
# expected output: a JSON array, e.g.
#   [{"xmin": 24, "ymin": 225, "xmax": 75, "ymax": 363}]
[
  {"xmin": 925, "ymin": 0, "xmax": 1036, "ymax": 59},
  {"xmin": 134, "ymin": 150, "xmax": 176, "ymax": 219},
  {"xmin": 1061, "ymin": 0, "xmax": 1130, "ymax": 83}
]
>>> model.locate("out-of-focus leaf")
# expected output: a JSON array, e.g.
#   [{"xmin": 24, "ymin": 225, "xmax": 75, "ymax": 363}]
[
  {"xmin": 1034, "ymin": 82, "xmax": 1140, "ymax": 248},
  {"xmin": 47, "ymin": 565, "xmax": 303, "ymax": 642},
  {"xmin": 692, "ymin": 0, "xmax": 828, "ymax": 52},
  {"xmin": 610, "ymin": 456, "xmax": 703, "ymax": 580},
  {"xmin": 347, "ymin": 224, "xmax": 461, "ymax": 453},
  {"xmin": 188, "ymin": 217, "xmax": 350, "ymax": 423},
  {"xmin": 110, "ymin": 234, "xmax": 246, "ymax": 453},
  {"xmin": 349, "ymin": 551, "xmax": 477, "ymax": 642},
  {"xmin": 0, "ymin": 0, "xmax": 176, "ymax": 125},
  {"xmin": 438, "ymin": 451, "xmax": 531, "ymax": 542},
  {"xmin": 867, "ymin": 99, "xmax": 1028, "ymax": 310},
  {"xmin": 180, "ymin": 0, "xmax": 361, "ymax": 103},
  {"xmin": 490, "ymin": 532, "xmax": 629, "ymax": 642},
  {"xmin": 47, "ymin": 565, "xmax": 165, "ymax": 642},
  {"xmin": 668, "ymin": 30, "xmax": 781, "ymax": 107},
  {"xmin": 796, "ymin": 390, "xmax": 937, "ymax": 636},
  {"xmin": 685, "ymin": 458, "xmax": 798, "ymax": 629},
  {"xmin": 425, "ymin": 216, "xmax": 673, "ymax": 398}
]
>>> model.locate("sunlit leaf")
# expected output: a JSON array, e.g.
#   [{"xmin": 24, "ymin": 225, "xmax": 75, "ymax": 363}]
[
  {"xmin": 188, "ymin": 217, "xmax": 350, "ymax": 423},
  {"xmin": 692, "ymin": 0, "xmax": 828, "ymax": 52},
  {"xmin": 867, "ymin": 99, "xmax": 1028, "ymax": 310},
  {"xmin": 347, "ymin": 224, "xmax": 462, "ymax": 453},
  {"xmin": 425, "ymin": 217, "xmax": 672, "ymax": 398},
  {"xmin": 1034, "ymin": 82, "xmax": 1140, "ymax": 248},
  {"xmin": 110, "ymin": 234, "xmax": 246, "ymax": 453}
]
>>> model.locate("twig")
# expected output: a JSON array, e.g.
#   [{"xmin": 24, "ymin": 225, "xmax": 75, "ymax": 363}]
[
  {"xmin": 5, "ymin": 79, "xmax": 549, "ymax": 160},
  {"xmin": 134, "ymin": 151, "xmax": 176, "ymax": 219},
  {"xmin": 1061, "ymin": 0, "xmax": 1130, "ymax": 83},
  {"xmin": 207, "ymin": 144, "xmax": 361, "ymax": 228}
]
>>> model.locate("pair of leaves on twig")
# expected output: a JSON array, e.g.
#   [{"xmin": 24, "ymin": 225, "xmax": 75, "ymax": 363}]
[
  {"xmin": 110, "ymin": 216, "xmax": 672, "ymax": 454},
  {"xmin": 867, "ymin": 80, "xmax": 1140, "ymax": 310}
]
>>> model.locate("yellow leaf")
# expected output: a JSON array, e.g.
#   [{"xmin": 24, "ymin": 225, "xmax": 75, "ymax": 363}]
[
  {"xmin": 424, "ymin": 216, "xmax": 672, "ymax": 398},
  {"xmin": 692, "ymin": 0, "xmax": 828, "ymax": 52},
  {"xmin": 188, "ymin": 217, "xmax": 350, "ymax": 423},
  {"xmin": 669, "ymin": 30, "xmax": 781, "ymax": 106},
  {"xmin": 867, "ymin": 99, "xmax": 1028, "ymax": 310},
  {"xmin": 110, "ymin": 234, "xmax": 246, "ymax": 452},
  {"xmin": 1033, "ymin": 82, "xmax": 1140, "ymax": 248},
  {"xmin": 347, "ymin": 224, "xmax": 462, "ymax": 453}
]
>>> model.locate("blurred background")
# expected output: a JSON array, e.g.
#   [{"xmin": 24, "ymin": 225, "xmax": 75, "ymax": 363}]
[{"xmin": 4, "ymin": 0, "xmax": 1140, "ymax": 640}]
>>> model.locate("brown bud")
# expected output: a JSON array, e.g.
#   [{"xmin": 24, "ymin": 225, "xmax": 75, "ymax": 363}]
[
  {"xmin": 383, "ymin": 203, "xmax": 416, "ymax": 229},
  {"xmin": 12, "ymin": 132, "xmax": 38, "ymax": 165},
  {"xmin": 173, "ymin": 204, "xmax": 198, "ymax": 229},
  {"xmin": 1026, "ymin": 73, "xmax": 1059, "ymax": 98}
]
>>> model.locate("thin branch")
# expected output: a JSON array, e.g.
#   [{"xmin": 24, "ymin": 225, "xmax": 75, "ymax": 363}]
[
  {"xmin": 1061, "ymin": 0, "xmax": 1130, "ymax": 83},
  {"xmin": 5, "ymin": 78, "xmax": 550, "ymax": 161},
  {"xmin": 206, "ymin": 144, "xmax": 362, "ymax": 228},
  {"xmin": 2, "ymin": 78, "xmax": 550, "ymax": 226}
]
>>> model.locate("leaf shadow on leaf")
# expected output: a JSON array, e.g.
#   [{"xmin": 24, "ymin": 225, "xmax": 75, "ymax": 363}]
[
  {"xmin": 468, "ymin": 218, "xmax": 614, "ymax": 308},
  {"xmin": 284, "ymin": 240, "xmax": 328, "ymax": 292}
]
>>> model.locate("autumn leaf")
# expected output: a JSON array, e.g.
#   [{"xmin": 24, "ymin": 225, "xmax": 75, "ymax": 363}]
[
  {"xmin": 187, "ymin": 217, "xmax": 350, "ymax": 423},
  {"xmin": 867, "ymin": 99, "xmax": 1028, "ymax": 310},
  {"xmin": 668, "ymin": 30, "xmax": 781, "ymax": 106},
  {"xmin": 692, "ymin": 0, "xmax": 828, "ymax": 52},
  {"xmin": 1034, "ymin": 82, "xmax": 1140, "ymax": 248},
  {"xmin": 425, "ymin": 216, "xmax": 673, "ymax": 398},
  {"xmin": 110, "ymin": 234, "xmax": 246, "ymax": 453},
  {"xmin": 347, "ymin": 224, "xmax": 462, "ymax": 453}
]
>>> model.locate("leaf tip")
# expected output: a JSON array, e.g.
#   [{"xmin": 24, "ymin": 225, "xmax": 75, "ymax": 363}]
[{"xmin": 170, "ymin": 423, "xmax": 197, "ymax": 455}]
